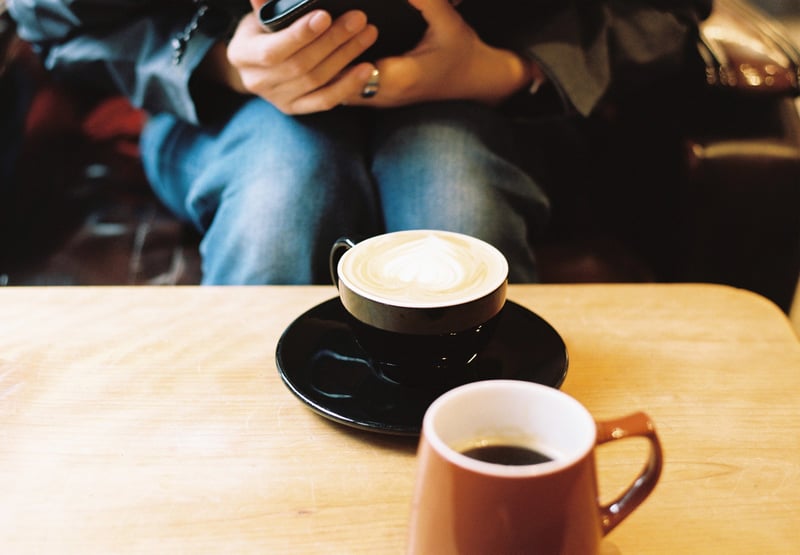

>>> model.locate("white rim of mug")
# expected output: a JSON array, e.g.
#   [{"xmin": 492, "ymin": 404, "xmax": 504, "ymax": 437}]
[
  {"xmin": 422, "ymin": 380, "xmax": 596, "ymax": 477},
  {"xmin": 337, "ymin": 230, "xmax": 508, "ymax": 309}
]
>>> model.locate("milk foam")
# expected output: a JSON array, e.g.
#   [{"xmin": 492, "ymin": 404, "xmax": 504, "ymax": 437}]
[{"xmin": 340, "ymin": 231, "xmax": 507, "ymax": 307}]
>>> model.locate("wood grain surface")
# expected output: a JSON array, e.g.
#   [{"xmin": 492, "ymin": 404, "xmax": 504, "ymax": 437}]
[{"xmin": 0, "ymin": 284, "xmax": 797, "ymax": 554}]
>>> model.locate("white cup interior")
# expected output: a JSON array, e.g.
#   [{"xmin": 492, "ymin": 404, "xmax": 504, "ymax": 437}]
[{"xmin": 424, "ymin": 380, "xmax": 596, "ymax": 476}]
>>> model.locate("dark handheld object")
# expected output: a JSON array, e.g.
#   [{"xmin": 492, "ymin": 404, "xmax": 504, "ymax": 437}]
[{"xmin": 258, "ymin": 0, "xmax": 428, "ymax": 62}]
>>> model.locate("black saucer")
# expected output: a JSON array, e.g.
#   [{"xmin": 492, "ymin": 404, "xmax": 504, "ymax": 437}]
[{"xmin": 275, "ymin": 298, "xmax": 568, "ymax": 436}]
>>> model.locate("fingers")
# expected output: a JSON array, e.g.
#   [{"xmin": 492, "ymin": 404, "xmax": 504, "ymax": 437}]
[
  {"xmin": 227, "ymin": 11, "xmax": 379, "ymax": 114},
  {"xmin": 290, "ymin": 63, "xmax": 379, "ymax": 113},
  {"xmin": 228, "ymin": 11, "xmax": 330, "ymax": 68},
  {"xmin": 406, "ymin": 0, "xmax": 458, "ymax": 23},
  {"xmin": 342, "ymin": 58, "xmax": 424, "ymax": 108},
  {"xmin": 270, "ymin": 29, "xmax": 379, "ymax": 113}
]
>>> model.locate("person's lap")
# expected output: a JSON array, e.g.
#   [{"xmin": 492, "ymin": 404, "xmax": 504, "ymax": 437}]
[
  {"xmin": 140, "ymin": 97, "xmax": 547, "ymax": 284},
  {"xmin": 370, "ymin": 102, "xmax": 546, "ymax": 282}
]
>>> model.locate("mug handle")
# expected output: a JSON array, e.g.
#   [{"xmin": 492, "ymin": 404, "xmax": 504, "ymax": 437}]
[
  {"xmin": 595, "ymin": 411, "xmax": 663, "ymax": 535},
  {"xmin": 329, "ymin": 237, "xmax": 358, "ymax": 288}
]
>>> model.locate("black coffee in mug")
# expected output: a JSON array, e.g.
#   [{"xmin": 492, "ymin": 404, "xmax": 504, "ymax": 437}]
[{"xmin": 460, "ymin": 443, "xmax": 553, "ymax": 466}]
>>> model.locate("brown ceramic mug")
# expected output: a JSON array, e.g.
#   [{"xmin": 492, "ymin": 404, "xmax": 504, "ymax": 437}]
[{"xmin": 407, "ymin": 380, "xmax": 663, "ymax": 555}]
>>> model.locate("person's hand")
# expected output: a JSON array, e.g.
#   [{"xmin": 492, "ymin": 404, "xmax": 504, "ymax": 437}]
[
  {"xmin": 343, "ymin": 0, "xmax": 536, "ymax": 108},
  {"xmin": 224, "ymin": 10, "xmax": 380, "ymax": 114}
]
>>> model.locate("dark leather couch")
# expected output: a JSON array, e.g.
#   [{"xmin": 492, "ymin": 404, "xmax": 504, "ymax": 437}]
[{"xmin": 2, "ymin": 0, "xmax": 799, "ymax": 313}]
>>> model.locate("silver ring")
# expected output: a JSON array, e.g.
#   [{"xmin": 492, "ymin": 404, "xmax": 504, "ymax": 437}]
[{"xmin": 361, "ymin": 68, "xmax": 380, "ymax": 98}]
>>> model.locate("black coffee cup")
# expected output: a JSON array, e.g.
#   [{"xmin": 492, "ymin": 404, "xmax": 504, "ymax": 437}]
[{"xmin": 329, "ymin": 230, "xmax": 508, "ymax": 383}]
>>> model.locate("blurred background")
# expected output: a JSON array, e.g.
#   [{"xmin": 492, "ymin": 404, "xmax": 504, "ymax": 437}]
[
  {"xmin": 2, "ymin": 0, "xmax": 799, "ymax": 334},
  {"xmin": 756, "ymin": 1, "xmax": 800, "ymax": 331}
]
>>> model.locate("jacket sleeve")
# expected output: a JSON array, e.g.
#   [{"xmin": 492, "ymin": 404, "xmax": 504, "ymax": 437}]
[
  {"xmin": 466, "ymin": 0, "xmax": 713, "ymax": 117},
  {"xmin": 7, "ymin": 0, "xmax": 246, "ymax": 123}
]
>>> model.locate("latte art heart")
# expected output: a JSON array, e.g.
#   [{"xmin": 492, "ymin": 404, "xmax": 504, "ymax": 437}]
[
  {"xmin": 339, "ymin": 231, "xmax": 508, "ymax": 307},
  {"xmin": 360, "ymin": 235, "xmax": 486, "ymax": 299}
]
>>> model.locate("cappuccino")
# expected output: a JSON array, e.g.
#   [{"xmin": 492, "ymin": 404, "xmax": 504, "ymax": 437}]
[{"xmin": 338, "ymin": 230, "xmax": 508, "ymax": 308}]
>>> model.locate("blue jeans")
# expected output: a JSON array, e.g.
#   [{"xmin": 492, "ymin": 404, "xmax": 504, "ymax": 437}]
[{"xmin": 140, "ymin": 98, "xmax": 548, "ymax": 284}]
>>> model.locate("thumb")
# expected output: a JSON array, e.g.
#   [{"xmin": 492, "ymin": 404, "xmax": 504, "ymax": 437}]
[{"xmin": 407, "ymin": 0, "xmax": 459, "ymax": 23}]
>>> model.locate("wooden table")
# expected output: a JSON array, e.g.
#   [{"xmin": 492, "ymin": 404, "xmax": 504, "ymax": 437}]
[{"xmin": 0, "ymin": 284, "xmax": 797, "ymax": 554}]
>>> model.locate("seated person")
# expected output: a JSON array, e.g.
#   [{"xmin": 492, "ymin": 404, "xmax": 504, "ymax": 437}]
[{"xmin": 7, "ymin": 0, "xmax": 711, "ymax": 284}]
